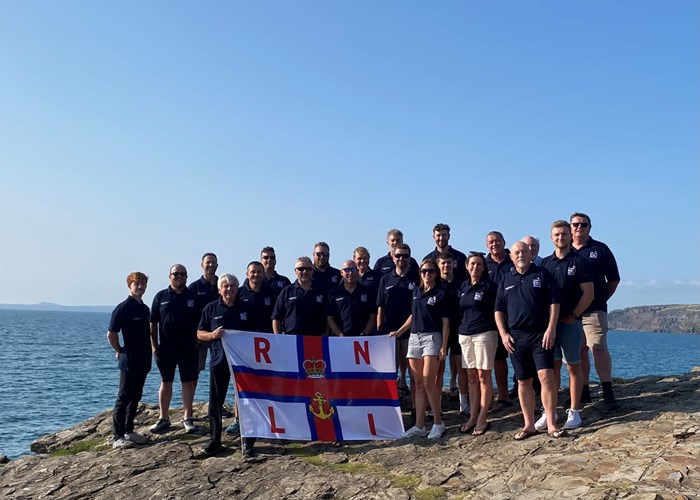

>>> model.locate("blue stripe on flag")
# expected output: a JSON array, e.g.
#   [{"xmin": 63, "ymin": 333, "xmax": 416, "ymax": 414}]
[{"xmin": 231, "ymin": 365, "xmax": 396, "ymax": 380}]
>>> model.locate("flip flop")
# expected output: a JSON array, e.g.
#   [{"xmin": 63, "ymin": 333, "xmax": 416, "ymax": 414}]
[
  {"xmin": 490, "ymin": 400, "xmax": 512, "ymax": 412},
  {"xmin": 472, "ymin": 422, "xmax": 490, "ymax": 436},
  {"xmin": 458, "ymin": 423, "xmax": 476, "ymax": 434},
  {"xmin": 514, "ymin": 429, "xmax": 538, "ymax": 441},
  {"xmin": 547, "ymin": 429, "xmax": 567, "ymax": 439}
]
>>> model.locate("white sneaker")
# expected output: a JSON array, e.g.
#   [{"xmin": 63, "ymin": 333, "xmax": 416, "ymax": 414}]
[
  {"xmin": 563, "ymin": 409, "xmax": 582, "ymax": 429},
  {"xmin": 535, "ymin": 412, "xmax": 559, "ymax": 431},
  {"xmin": 427, "ymin": 423, "xmax": 446, "ymax": 440},
  {"xmin": 403, "ymin": 426, "xmax": 428, "ymax": 438},
  {"xmin": 112, "ymin": 437, "xmax": 134, "ymax": 449},
  {"xmin": 125, "ymin": 432, "xmax": 148, "ymax": 444},
  {"xmin": 182, "ymin": 418, "xmax": 196, "ymax": 433}
]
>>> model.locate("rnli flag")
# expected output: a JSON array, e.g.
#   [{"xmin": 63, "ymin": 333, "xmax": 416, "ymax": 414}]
[{"xmin": 221, "ymin": 331, "xmax": 405, "ymax": 441}]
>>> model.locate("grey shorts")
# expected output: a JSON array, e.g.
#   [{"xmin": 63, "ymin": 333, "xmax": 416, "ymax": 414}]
[
  {"xmin": 407, "ymin": 332, "xmax": 442, "ymax": 359},
  {"xmin": 554, "ymin": 321, "xmax": 583, "ymax": 364}
]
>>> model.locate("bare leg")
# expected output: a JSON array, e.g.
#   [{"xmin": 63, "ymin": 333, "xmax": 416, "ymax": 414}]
[
  {"xmin": 580, "ymin": 344, "xmax": 591, "ymax": 384},
  {"xmin": 476, "ymin": 369, "xmax": 493, "ymax": 429},
  {"xmin": 182, "ymin": 381, "xmax": 195, "ymax": 419},
  {"xmin": 463, "ymin": 368, "xmax": 479, "ymax": 428},
  {"xmin": 494, "ymin": 359, "xmax": 509, "ymax": 402},
  {"xmin": 537, "ymin": 369, "xmax": 558, "ymax": 433},
  {"xmin": 422, "ymin": 356, "xmax": 443, "ymax": 424},
  {"xmin": 449, "ymin": 355, "xmax": 458, "ymax": 389},
  {"xmin": 158, "ymin": 381, "xmax": 173, "ymax": 419},
  {"xmin": 408, "ymin": 358, "xmax": 426, "ymax": 429},
  {"xmin": 591, "ymin": 347, "xmax": 612, "ymax": 383},
  {"xmin": 517, "ymin": 379, "xmax": 536, "ymax": 431},
  {"xmin": 567, "ymin": 362, "xmax": 583, "ymax": 410}
]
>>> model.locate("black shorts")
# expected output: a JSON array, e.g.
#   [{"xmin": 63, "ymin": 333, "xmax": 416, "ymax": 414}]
[
  {"xmin": 494, "ymin": 334, "xmax": 508, "ymax": 361},
  {"xmin": 155, "ymin": 344, "xmax": 199, "ymax": 383},
  {"xmin": 509, "ymin": 331, "xmax": 554, "ymax": 381},
  {"xmin": 447, "ymin": 330, "xmax": 462, "ymax": 356}
]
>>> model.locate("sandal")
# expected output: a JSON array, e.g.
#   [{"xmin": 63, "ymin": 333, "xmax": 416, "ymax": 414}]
[
  {"xmin": 458, "ymin": 423, "xmax": 476, "ymax": 434},
  {"xmin": 547, "ymin": 429, "xmax": 567, "ymax": 439},
  {"xmin": 514, "ymin": 429, "xmax": 538, "ymax": 441},
  {"xmin": 472, "ymin": 422, "xmax": 490, "ymax": 436}
]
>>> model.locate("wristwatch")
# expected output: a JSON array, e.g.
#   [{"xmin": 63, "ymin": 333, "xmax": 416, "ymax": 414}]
[{"xmin": 569, "ymin": 313, "xmax": 580, "ymax": 321}]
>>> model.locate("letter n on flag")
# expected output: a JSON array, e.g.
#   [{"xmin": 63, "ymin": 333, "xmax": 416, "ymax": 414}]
[{"xmin": 221, "ymin": 331, "xmax": 405, "ymax": 441}]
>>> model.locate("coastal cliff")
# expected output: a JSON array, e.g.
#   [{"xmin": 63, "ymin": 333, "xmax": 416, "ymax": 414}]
[
  {"xmin": 2, "ymin": 370, "xmax": 699, "ymax": 499},
  {"xmin": 609, "ymin": 304, "xmax": 700, "ymax": 334}
]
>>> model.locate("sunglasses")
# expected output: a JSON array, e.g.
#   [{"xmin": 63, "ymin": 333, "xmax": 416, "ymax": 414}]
[
  {"xmin": 571, "ymin": 222, "xmax": 589, "ymax": 228},
  {"xmin": 394, "ymin": 254, "xmax": 410, "ymax": 259},
  {"xmin": 171, "ymin": 272, "xmax": 187, "ymax": 278},
  {"xmin": 342, "ymin": 267, "xmax": 358, "ymax": 273},
  {"xmin": 468, "ymin": 251, "xmax": 485, "ymax": 258},
  {"xmin": 314, "ymin": 252, "xmax": 329, "ymax": 257},
  {"xmin": 420, "ymin": 268, "xmax": 437, "ymax": 275},
  {"xmin": 295, "ymin": 267, "xmax": 313, "ymax": 272}
]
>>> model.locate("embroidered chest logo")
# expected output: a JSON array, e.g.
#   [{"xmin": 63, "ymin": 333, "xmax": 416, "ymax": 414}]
[
  {"xmin": 589, "ymin": 251, "xmax": 598, "ymax": 259},
  {"xmin": 408, "ymin": 283, "xmax": 416, "ymax": 290},
  {"xmin": 316, "ymin": 295, "xmax": 323, "ymax": 303},
  {"xmin": 264, "ymin": 298, "xmax": 271, "ymax": 306},
  {"xmin": 240, "ymin": 312, "xmax": 247, "ymax": 320},
  {"xmin": 532, "ymin": 277, "xmax": 542, "ymax": 288},
  {"xmin": 361, "ymin": 294, "xmax": 368, "ymax": 302},
  {"xmin": 331, "ymin": 276, "xmax": 339, "ymax": 283},
  {"xmin": 427, "ymin": 296, "xmax": 436, "ymax": 306},
  {"xmin": 567, "ymin": 266, "xmax": 577, "ymax": 276},
  {"xmin": 187, "ymin": 300, "xmax": 195, "ymax": 308},
  {"xmin": 474, "ymin": 291, "xmax": 484, "ymax": 301},
  {"xmin": 198, "ymin": 291, "xmax": 207, "ymax": 295}
]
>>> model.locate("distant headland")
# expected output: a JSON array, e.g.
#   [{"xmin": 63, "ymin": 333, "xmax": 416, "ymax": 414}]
[{"xmin": 0, "ymin": 302, "xmax": 112, "ymax": 313}]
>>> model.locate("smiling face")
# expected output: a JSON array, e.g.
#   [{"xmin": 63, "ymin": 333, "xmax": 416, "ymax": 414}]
[
  {"xmin": 437, "ymin": 256, "xmax": 453, "ymax": 279},
  {"xmin": 169, "ymin": 265, "xmax": 188, "ymax": 290},
  {"xmin": 313, "ymin": 245, "xmax": 329, "ymax": 269},
  {"xmin": 467, "ymin": 255, "xmax": 486, "ymax": 282},
  {"xmin": 260, "ymin": 249, "xmax": 277, "ymax": 273},
  {"xmin": 434, "ymin": 229, "xmax": 450, "ymax": 251},
  {"xmin": 201, "ymin": 255, "xmax": 218, "ymax": 278},
  {"xmin": 218, "ymin": 279, "xmax": 239, "ymax": 305},
  {"xmin": 340, "ymin": 260, "xmax": 358, "ymax": 286},
  {"xmin": 419, "ymin": 261, "xmax": 438, "ymax": 288},
  {"xmin": 295, "ymin": 258, "xmax": 314, "ymax": 285},
  {"xmin": 570, "ymin": 214, "xmax": 591, "ymax": 243},
  {"xmin": 486, "ymin": 233, "xmax": 506, "ymax": 259},
  {"xmin": 247, "ymin": 262, "xmax": 265, "ymax": 287},
  {"xmin": 510, "ymin": 242, "xmax": 531, "ymax": 273},
  {"xmin": 128, "ymin": 280, "xmax": 147, "ymax": 299},
  {"xmin": 551, "ymin": 225, "xmax": 572, "ymax": 250},
  {"xmin": 353, "ymin": 250, "xmax": 370, "ymax": 273}
]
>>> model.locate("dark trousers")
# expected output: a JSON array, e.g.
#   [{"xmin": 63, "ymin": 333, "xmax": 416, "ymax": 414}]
[
  {"xmin": 113, "ymin": 369, "xmax": 149, "ymax": 438},
  {"xmin": 209, "ymin": 361, "xmax": 231, "ymax": 444}
]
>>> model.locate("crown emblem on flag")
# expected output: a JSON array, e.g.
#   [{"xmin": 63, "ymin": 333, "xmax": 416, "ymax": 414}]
[{"xmin": 303, "ymin": 357, "xmax": 326, "ymax": 378}]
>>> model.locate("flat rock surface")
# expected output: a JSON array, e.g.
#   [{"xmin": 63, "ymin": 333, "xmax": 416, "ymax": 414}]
[{"xmin": 2, "ymin": 370, "xmax": 699, "ymax": 499}]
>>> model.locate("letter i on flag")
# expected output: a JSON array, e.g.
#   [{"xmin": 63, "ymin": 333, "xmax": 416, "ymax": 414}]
[{"xmin": 221, "ymin": 332, "xmax": 405, "ymax": 441}]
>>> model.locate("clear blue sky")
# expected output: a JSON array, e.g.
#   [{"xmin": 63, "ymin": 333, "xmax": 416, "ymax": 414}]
[{"xmin": 1, "ymin": 1, "xmax": 698, "ymax": 311}]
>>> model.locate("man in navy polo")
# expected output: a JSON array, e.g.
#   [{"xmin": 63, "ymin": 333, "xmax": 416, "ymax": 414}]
[
  {"xmin": 484, "ymin": 230, "xmax": 514, "ymax": 408},
  {"xmin": 107, "ymin": 271, "xmax": 152, "ymax": 449},
  {"xmin": 521, "ymin": 236, "xmax": 544, "ymax": 265},
  {"xmin": 424, "ymin": 223, "xmax": 468, "ymax": 284},
  {"xmin": 328, "ymin": 259, "xmax": 377, "ymax": 337},
  {"xmin": 377, "ymin": 243, "xmax": 419, "ymax": 394},
  {"xmin": 354, "ymin": 246, "xmax": 381, "ymax": 308},
  {"xmin": 260, "ymin": 246, "xmax": 291, "ymax": 297},
  {"xmin": 541, "ymin": 220, "xmax": 594, "ymax": 431},
  {"xmin": 149, "ymin": 264, "xmax": 199, "ymax": 434},
  {"xmin": 495, "ymin": 242, "xmax": 563, "ymax": 440},
  {"xmin": 238, "ymin": 261, "xmax": 276, "ymax": 334},
  {"xmin": 373, "ymin": 228, "xmax": 420, "ymax": 282},
  {"xmin": 188, "ymin": 252, "xmax": 219, "ymax": 380},
  {"xmin": 197, "ymin": 273, "xmax": 254, "ymax": 456},
  {"xmin": 311, "ymin": 242, "xmax": 341, "ymax": 292},
  {"xmin": 272, "ymin": 256, "xmax": 330, "ymax": 336},
  {"xmin": 571, "ymin": 212, "xmax": 621, "ymax": 407}
]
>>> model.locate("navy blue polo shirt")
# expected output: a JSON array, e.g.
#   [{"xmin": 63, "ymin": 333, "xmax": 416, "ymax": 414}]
[
  {"xmin": 198, "ymin": 298, "xmax": 252, "ymax": 368},
  {"xmin": 358, "ymin": 268, "xmax": 382, "ymax": 304},
  {"xmin": 440, "ymin": 277, "xmax": 463, "ymax": 335},
  {"xmin": 574, "ymin": 238, "xmax": 620, "ymax": 313},
  {"xmin": 264, "ymin": 272, "xmax": 292, "ymax": 297},
  {"xmin": 328, "ymin": 283, "xmax": 377, "ymax": 336},
  {"xmin": 486, "ymin": 251, "xmax": 514, "ymax": 284},
  {"xmin": 109, "ymin": 296, "xmax": 152, "ymax": 371},
  {"xmin": 458, "ymin": 277, "xmax": 498, "ymax": 335},
  {"xmin": 271, "ymin": 282, "xmax": 330, "ymax": 336},
  {"xmin": 541, "ymin": 249, "xmax": 594, "ymax": 318},
  {"xmin": 188, "ymin": 276, "xmax": 219, "ymax": 322},
  {"xmin": 150, "ymin": 287, "xmax": 199, "ymax": 348},
  {"xmin": 410, "ymin": 285, "xmax": 449, "ymax": 333},
  {"xmin": 495, "ymin": 265, "xmax": 560, "ymax": 334},
  {"xmin": 424, "ymin": 246, "xmax": 468, "ymax": 284},
  {"xmin": 237, "ymin": 282, "xmax": 276, "ymax": 333},
  {"xmin": 373, "ymin": 253, "xmax": 420, "ymax": 282},
  {"xmin": 376, "ymin": 271, "xmax": 419, "ymax": 337},
  {"xmin": 311, "ymin": 265, "xmax": 341, "ymax": 292}
]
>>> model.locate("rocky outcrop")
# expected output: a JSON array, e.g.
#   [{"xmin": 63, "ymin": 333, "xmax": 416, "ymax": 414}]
[
  {"xmin": 608, "ymin": 304, "xmax": 700, "ymax": 333},
  {"xmin": 2, "ymin": 370, "xmax": 700, "ymax": 499}
]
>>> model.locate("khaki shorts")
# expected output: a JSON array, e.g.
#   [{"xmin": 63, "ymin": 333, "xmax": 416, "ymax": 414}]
[
  {"xmin": 581, "ymin": 311, "xmax": 609, "ymax": 350},
  {"xmin": 459, "ymin": 330, "xmax": 498, "ymax": 370}
]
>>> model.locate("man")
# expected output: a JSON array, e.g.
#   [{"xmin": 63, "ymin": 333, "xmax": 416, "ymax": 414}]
[
  {"xmin": 354, "ymin": 246, "xmax": 382, "ymax": 307},
  {"xmin": 571, "ymin": 212, "xmax": 621, "ymax": 407},
  {"xmin": 495, "ymin": 242, "xmax": 564, "ymax": 440},
  {"xmin": 260, "ymin": 246, "xmax": 291, "ymax": 296},
  {"xmin": 188, "ymin": 253, "xmax": 219, "ymax": 380},
  {"xmin": 377, "ymin": 243, "xmax": 419, "ymax": 394},
  {"xmin": 424, "ymin": 223, "xmax": 468, "ymax": 284},
  {"xmin": 327, "ymin": 260, "xmax": 377, "ymax": 337},
  {"xmin": 311, "ymin": 242, "xmax": 341, "ymax": 292},
  {"xmin": 149, "ymin": 264, "xmax": 199, "ymax": 434},
  {"xmin": 197, "ymin": 274, "xmax": 255, "ymax": 456},
  {"xmin": 107, "ymin": 272, "xmax": 152, "ymax": 449},
  {"xmin": 272, "ymin": 256, "xmax": 330, "ymax": 336},
  {"xmin": 373, "ymin": 228, "xmax": 420, "ymax": 282},
  {"xmin": 484, "ymin": 231, "xmax": 514, "ymax": 407},
  {"xmin": 238, "ymin": 261, "xmax": 277, "ymax": 334},
  {"xmin": 521, "ymin": 236, "xmax": 544, "ymax": 265},
  {"xmin": 541, "ymin": 220, "xmax": 594, "ymax": 430}
]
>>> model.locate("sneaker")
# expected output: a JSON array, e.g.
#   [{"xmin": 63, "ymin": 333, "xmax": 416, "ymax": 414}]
[
  {"xmin": 203, "ymin": 440, "xmax": 224, "ymax": 456},
  {"xmin": 427, "ymin": 423, "xmax": 446, "ymax": 440},
  {"xmin": 125, "ymin": 432, "xmax": 148, "ymax": 444},
  {"xmin": 182, "ymin": 417, "xmax": 196, "ymax": 433},
  {"xmin": 563, "ymin": 409, "xmax": 582, "ymax": 430},
  {"xmin": 403, "ymin": 425, "xmax": 428, "ymax": 438},
  {"xmin": 241, "ymin": 440, "xmax": 255, "ymax": 457},
  {"xmin": 149, "ymin": 418, "xmax": 170, "ymax": 433},
  {"xmin": 535, "ymin": 412, "xmax": 559, "ymax": 432},
  {"xmin": 112, "ymin": 437, "xmax": 134, "ymax": 449},
  {"xmin": 225, "ymin": 419, "xmax": 240, "ymax": 435},
  {"xmin": 460, "ymin": 404, "xmax": 471, "ymax": 416},
  {"xmin": 221, "ymin": 404, "xmax": 234, "ymax": 418}
]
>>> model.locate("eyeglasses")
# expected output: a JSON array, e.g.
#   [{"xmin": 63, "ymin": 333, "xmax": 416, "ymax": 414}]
[
  {"xmin": 468, "ymin": 251, "xmax": 485, "ymax": 258},
  {"xmin": 261, "ymin": 255, "xmax": 275, "ymax": 260},
  {"xmin": 571, "ymin": 222, "xmax": 589, "ymax": 228},
  {"xmin": 394, "ymin": 254, "xmax": 410, "ymax": 259},
  {"xmin": 420, "ymin": 268, "xmax": 437, "ymax": 275},
  {"xmin": 171, "ymin": 272, "xmax": 187, "ymax": 278},
  {"xmin": 314, "ymin": 252, "xmax": 329, "ymax": 257},
  {"xmin": 295, "ymin": 267, "xmax": 313, "ymax": 272},
  {"xmin": 342, "ymin": 267, "xmax": 358, "ymax": 273}
]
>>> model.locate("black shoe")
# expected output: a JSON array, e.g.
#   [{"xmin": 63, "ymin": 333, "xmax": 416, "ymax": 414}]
[
  {"xmin": 508, "ymin": 388, "xmax": 518, "ymax": 400},
  {"xmin": 221, "ymin": 405, "xmax": 234, "ymax": 418},
  {"xmin": 580, "ymin": 385, "xmax": 592, "ymax": 404},
  {"xmin": 203, "ymin": 441, "xmax": 224, "ymax": 455}
]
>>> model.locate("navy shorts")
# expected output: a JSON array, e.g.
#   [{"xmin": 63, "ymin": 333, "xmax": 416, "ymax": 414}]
[
  {"xmin": 155, "ymin": 344, "xmax": 199, "ymax": 383},
  {"xmin": 494, "ymin": 334, "xmax": 508, "ymax": 361},
  {"xmin": 509, "ymin": 331, "xmax": 554, "ymax": 381}
]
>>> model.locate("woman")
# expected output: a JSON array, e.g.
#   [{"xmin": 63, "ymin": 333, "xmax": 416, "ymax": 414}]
[
  {"xmin": 391, "ymin": 258, "xmax": 450, "ymax": 440},
  {"xmin": 457, "ymin": 252, "xmax": 499, "ymax": 436}
]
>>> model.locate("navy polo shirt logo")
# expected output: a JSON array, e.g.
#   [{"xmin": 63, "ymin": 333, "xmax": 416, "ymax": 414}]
[
  {"xmin": 408, "ymin": 283, "xmax": 416, "ymax": 290},
  {"xmin": 474, "ymin": 291, "xmax": 483, "ymax": 301},
  {"xmin": 332, "ymin": 276, "xmax": 339, "ymax": 283},
  {"xmin": 505, "ymin": 285, "xmax": 515, "ymax": 291},
  {"xmin": 187, "ymin": 300, "xmax": 195, "ymax": 308},
  {"xmin": 590, "ymin": 251, "xmax": 598, "ymax": 259},
  {"xmin": 264, "ymin": 298, "xmax": 271, "ymax": 306},
  {"xmin": 361, "ymin": 294, "xmax": 368, "ymax": 302},
  {"xmin": 160, "ymin": 301, "xmax": 170, "ymax": 306},
  {"xmin": 427, "ymin": 296, "xmax": 436, "ymax": 305},
  {"xmin": 532, "ymin": 277, "xmax": 542, "ymax": 288},
  {"xmin": 277, "ymin": 281, "xmax": 284, "ymax": 288},
  {"xmin": 132, "ymin": 316, "xmax": 142, "ymax": 321},
  {"xmin": 241, "ymin": 312, "xmax": 248, "ymax": 320},
  {"xmin": 198, "ymin": 291, "xmax": 207, "ymax": 295},
  {"xmin": 567, "ymin": 266, "xmax": 577, "ymax": 276},
  {"xmin": 316, "ymin": 295, "xmax": 323, "ymax": 303},
  {"xmin": 214, "ymin": 315, "xmax": 223, "ymax": 320}
]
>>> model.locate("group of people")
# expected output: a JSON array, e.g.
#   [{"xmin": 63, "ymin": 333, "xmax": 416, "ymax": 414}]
[{"xmin": 106, "ymin": 212, "xmax": 620, "ymax": 454}]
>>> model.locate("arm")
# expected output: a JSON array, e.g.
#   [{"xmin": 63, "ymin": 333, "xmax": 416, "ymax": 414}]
[
  {"xmin": 107, "ymin": 331, "xmax": 121, "ymax": 360},
  {"xmin": 542, "ymin": 303, "xmax": 560, "ymax": 349},
  {"xmin": 149, "ymin": 322, "xmax": 158, "ymax": 352},
  {"xmin": 495, "ymin": 311, "xmax": 514, "ymax": 353},
  {"xmin": 439, "ymin": 317, "xmax": 449, "ymax": 360},
  {"xmin": 389, "ymin": 314, "xmax": 412, "ymax": 338},
  {"xmin": 362, "ymin": 314, "xmax": 377, "ymax": 336},
  {"xmin": 197, "ymin": 326, "xmax": 224, "ymax": 342},
  {"xmin": 327, "ymin": 316, "xmax": 344, "ymax": 337},
  {"xmin": 376, "ymin": 306, "xmax": 384, "ymax": 333},
  {"xmin": 607, "ymin": 280, "xmax": 619, "ymax": 300},
  {"xmin": 272, "ymin": 319, "xmax": 283, "ymax": 334}
]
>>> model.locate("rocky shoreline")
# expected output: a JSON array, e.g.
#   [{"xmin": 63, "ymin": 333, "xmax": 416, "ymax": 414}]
[
  {"xmin": 608, "ymin": 305, "xmax": 700, "ymax": 334},
  {"xmin": 2, "ymin": 370, "xmax": 699, "ymax": 499}
]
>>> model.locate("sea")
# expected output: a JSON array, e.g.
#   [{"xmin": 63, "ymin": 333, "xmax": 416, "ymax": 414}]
[{"xmin": 1, "ymin": 309, "xmax": 698, "ymax": 459}]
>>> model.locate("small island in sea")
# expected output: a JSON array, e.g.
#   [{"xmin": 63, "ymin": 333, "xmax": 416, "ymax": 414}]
[{"xmin": 608, "ymin": 304, "xmax": 700, "ymax": 334}]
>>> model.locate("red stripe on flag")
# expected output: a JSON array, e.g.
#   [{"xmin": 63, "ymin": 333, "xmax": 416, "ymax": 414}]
[{"xmin": 302, "ymin": 336, "xmax": 336, "ymax": 441}]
